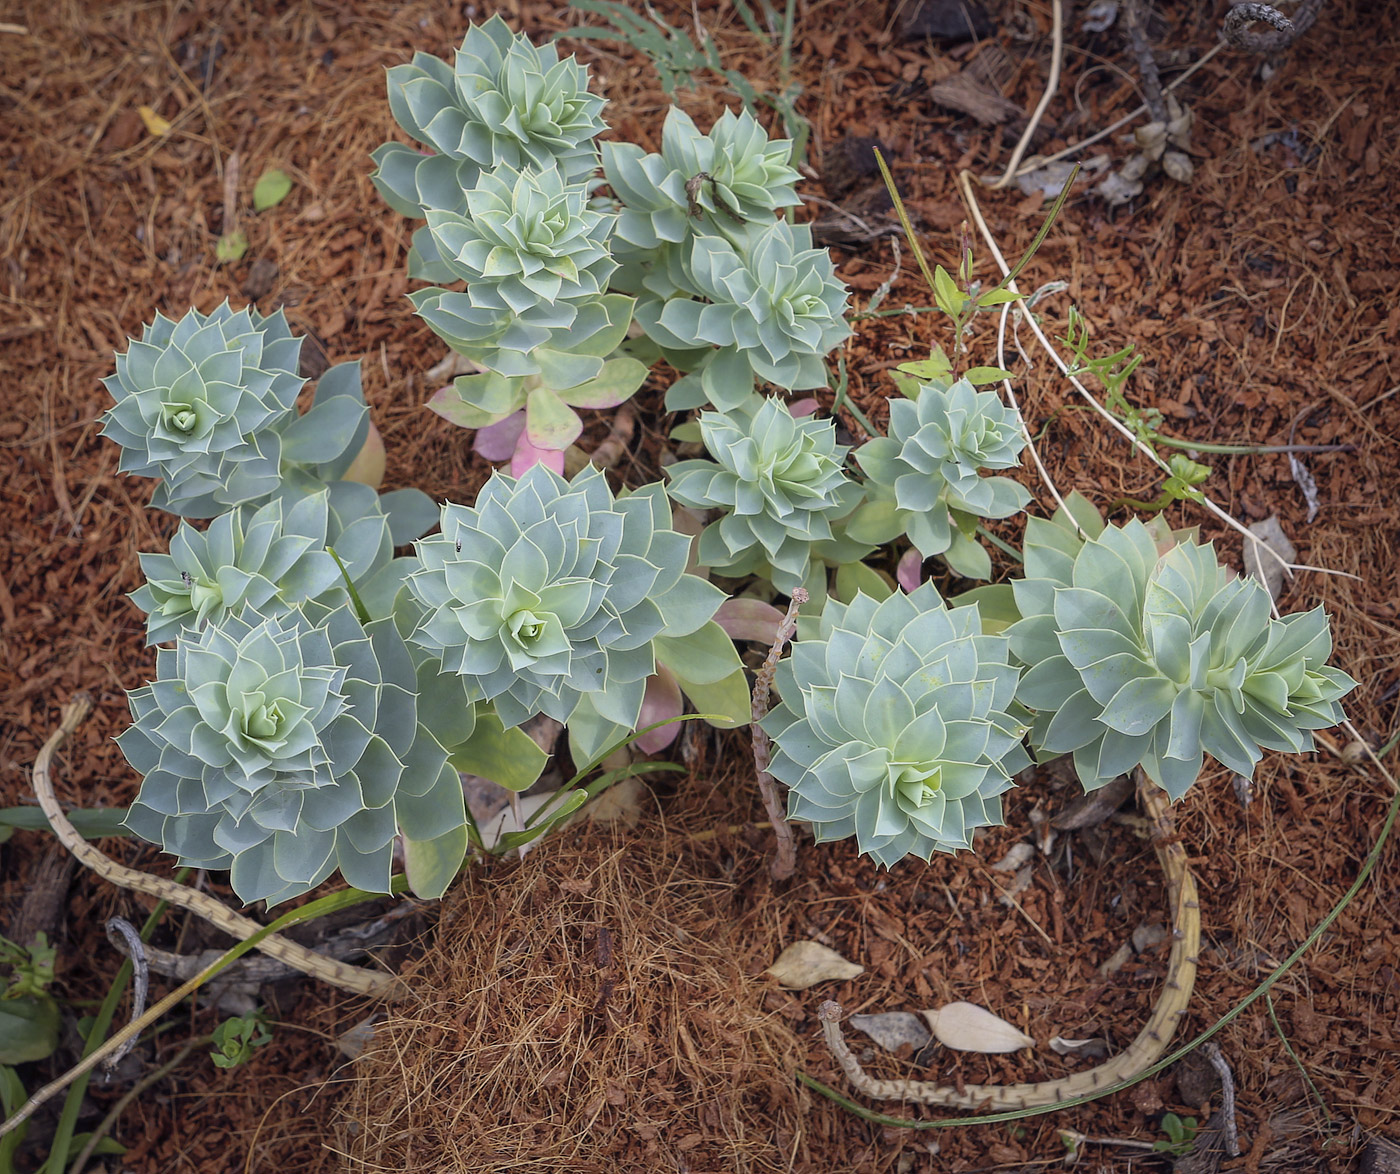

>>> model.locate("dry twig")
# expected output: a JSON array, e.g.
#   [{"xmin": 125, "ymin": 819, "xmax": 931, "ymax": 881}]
[
  {"xmin": 28, "ymin": 693, "xmax": 398, "ymax": 999},
  {"xmin": 751, "ymin": 588, "xmax": 807, "ymax": 881},
  {"xmin": 817, "ymin": 770, "xmax": 1200, "ymax": 1108}
]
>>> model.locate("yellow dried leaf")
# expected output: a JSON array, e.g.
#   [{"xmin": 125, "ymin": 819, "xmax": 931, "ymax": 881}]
[
  {"xmin": 765, "ymin": 941, "xmax": 863, "ymax": 990},
  {"xmin": 138, "ymin": 105, "xmax": 172, "ymax": 137}
]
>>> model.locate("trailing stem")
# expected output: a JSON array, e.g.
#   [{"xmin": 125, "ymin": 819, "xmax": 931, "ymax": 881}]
[
  {"xmin": 29, "ymin": 694, "xmax": 399, "ymax": 999},
  {"xmin": 751, "ymin": 588, "xmax": 807, "ymax": 880},
  {"xmin": 813, "ymin": 769, "xmax": 1199, "ymax": 1109}
]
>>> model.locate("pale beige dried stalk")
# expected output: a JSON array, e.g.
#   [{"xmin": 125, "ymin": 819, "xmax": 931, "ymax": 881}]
[
  {"xmin": 817, "ymin": 769, "xmax": 1200, "ymax": 1108},
  {"xmin": 751, "ymin": 588, "xmax": 808, "ymax": 880},
  {"xmin": 31, "ymin": 693, "xmax": 400, "ymax": 999}
]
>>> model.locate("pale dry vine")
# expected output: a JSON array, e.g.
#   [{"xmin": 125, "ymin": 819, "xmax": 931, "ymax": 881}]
[
  {"xmin": 818, "ymin": 769, "xmax": 1199, "ymax": 1108},
  {"xmin": 30, "ymin": 693, "xmax": 400, "ymax": 999}
]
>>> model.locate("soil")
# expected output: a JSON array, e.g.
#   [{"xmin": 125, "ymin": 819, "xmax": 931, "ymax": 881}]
[{"xmin": 2, "ymin": 0, "xmax": 1398, "ymax": 1171}]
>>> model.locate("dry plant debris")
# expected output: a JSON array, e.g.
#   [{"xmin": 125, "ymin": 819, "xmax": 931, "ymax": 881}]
[{"xmin": 335, "ymin": 827, "xmax": 807, "ymax": 1173}]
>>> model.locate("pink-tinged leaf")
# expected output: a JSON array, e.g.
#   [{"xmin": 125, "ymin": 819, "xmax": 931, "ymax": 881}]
[
  {"xmin": 525, "ymin": 386, "xmax": 584, "ymax": 450},
  {"xmin": 897, "ymin": 548, "xmax": 924, "ymax": 593},
  {"xmin": 635, "ymin": 667, "xmax": 684, "ymax": 754},
  {"xmin": 511, "ymin": 430, "xmax": 566, "ymax": 476},
  {"xmin": 429, "ymin": 384, "xmax": 484, "ymax": 429},
  {"xmin": 417, "ymin": 147, "xmax": 436, "ymax": 156},
  {"xmin": 473, "ymin": 411, "xmax": 526, "ymax": 462},
  {"xmin": 557, "ymin": 356, "xmax": 649, "ymax": 409},
  {"xmin": 788, "ymin": 397, "xmax": 820, "ymax": 417},
  {"xmin": 714, "ymin": 597, "xmax": 785, "ymax": 644}
]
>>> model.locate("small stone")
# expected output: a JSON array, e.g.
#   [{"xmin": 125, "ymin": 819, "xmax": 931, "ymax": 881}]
[
  {"xmin": 897, "ymin": 0, "xmax": 995, "ymax": 43},
  {"xmin": 241, "ymin": 257, "xmax": 279, "ymax": 301}
]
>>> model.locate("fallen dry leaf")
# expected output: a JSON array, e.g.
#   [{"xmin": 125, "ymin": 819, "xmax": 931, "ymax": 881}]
[
  {"xmin": 335, "ymin": 1014, "xmax": 381, "ymax": 1060},
  {"xmin": 137, "ymin": 104, "xmax": 171, "ymax": 137},
  {"xmin": 1243, "ymin": 514, "xmax": 1296, "ymax": 602},
  {"xmin": 582, "ymin": 776, "xmax": 645, "ymax": 827},
  {"xmin": 849, "ymin": 1011, "xmax": 932, "ymax": 1054},
  {"xmin": 1098, "ymin": 942, "xmax": 1133, "ymax": 976},
  {"xmin": 1050, "ymin": 1035, "xmax": 1110, "ymax": 1058},
  {"xmin": 765, "ymin": 941, "xmax": 864, "ymax": 990},
  {"xmin": 990, "ymin": 841, "xmax": 1034, "ymax": 872},
  {"xmin": 922, "ymin": 1002, "xmax": 1034, "ymax": 1053}
]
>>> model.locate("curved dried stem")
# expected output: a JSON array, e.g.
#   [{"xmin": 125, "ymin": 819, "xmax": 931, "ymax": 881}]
[
  {"xmin": 1223, "ymin": 1, "xmax": 1325, "ymax": 53},
  {"xmin": 987, "ymin": 0, "xmax": 1064, "ymax": 189},
  {"xmin": 29, "ymin": 694, "xmax": 399, "ymax": 999},
  {"xmin": 817, "ymin": 769, "xmax": 1199, "ymax": 1108},
  {"xmin": 751, "ymin": 588, "xmax": 807, "ymax": 880},
  {"xmin": 955, "ymin": 170, "xmax": 1361, "ymax": 594}
]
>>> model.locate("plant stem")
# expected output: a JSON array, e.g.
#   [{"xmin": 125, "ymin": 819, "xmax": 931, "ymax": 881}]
[
  {"xmin": 1265, "ymin": 993, "xmax": 1333, "ymax": 1124},
  {"xmin": 976, "ymin": 525, "xmax": 1024, "ymax": 563},
  {"xmin": 752, "ymin": 588, "xmax": 806, "ymax": 881},
  {"xmin": 830, "ymin": 356, "xmax": 878, "ymax": 438},
  {"xmin": 798, "ymin": 777, "xmax": 1400, "ymax": 1129},
  {"xmin": 37, "ymin": 868, "xmax": 191, "ymax": 1174},
  {"xmin": 849, "ymin": 304, "xmax": 943, "ymax": 321},
  {"xmin": 67, "ymin": 1036, "xmax": 211, "ymax": 1174},
  {"xmin": 1151, "ymin": 434, "xmax": 1354, "ymax": 456}
]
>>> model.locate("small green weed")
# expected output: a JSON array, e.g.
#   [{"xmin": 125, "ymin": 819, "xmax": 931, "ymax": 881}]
[{"xmin": 1153, "ymin": 1112, "xmax": 1200, "ymax": 1156}]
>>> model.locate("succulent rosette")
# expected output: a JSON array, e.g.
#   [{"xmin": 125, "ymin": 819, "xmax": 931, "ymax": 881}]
[
  {"xmin": 408, "ymin": 164, "xmax": 621, "ymax": 377},
  {"xmin": 102, "ymin": 307, "xmax": 381, "ymax": 520},
  {"xmin": 603, "ymin": 106, "xmax": 800, "ymax": 252},
  {"xmin": 634, "ymin": 221, "xmax": 852, "ymax": 411},
  {"xmin": 371, "ymin": 15, "xmax": 606, "ymax": 223},
  {"xmin": 101, "ymin": 304, "xmax": 302, "ymax": 517},
  {"xmin": 665, "ymin": 397, "xmax": 868, "ymax": 594},
  {"xmin": 119, "ymin": 601, "xmax": 468, "ymax": 905},
  {"xmin": 406, "ymin": 466, "xmax": 731, "ymax": 761},
  {"xmin": 131, "ymin": 493, "xmax": 342, "ymax": 646},
  {"xmin": 763, "ymin": 584, "xmax": 1029, "ymax": 867},
  {"xmin": 428, "ymin": 349, "xmax": 649, "ymax": 474},
  {"xmin": 1009, "ymin": 518, "xmax": 1356, "ymax": 799},
  {"xmin": 847, "ymin": 378, "xmax": 1030, "ymax": 580}
]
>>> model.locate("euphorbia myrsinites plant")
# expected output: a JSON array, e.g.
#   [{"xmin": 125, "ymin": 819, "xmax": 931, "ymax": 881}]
[{"xmin": 95, "ymin": 19, "xmax": 1352, "ymax": 910}]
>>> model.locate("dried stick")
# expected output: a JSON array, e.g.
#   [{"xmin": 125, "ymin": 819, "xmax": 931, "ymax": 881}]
[
  {"xmin": 987, "ymin": 0, "xmax": 1063, "ymax": 188},
  {"xmin": 1123, "ymin": 0, "xmax": 1168, "ymax": 124},
  {"xmin": 955, "ymin": 170, "xmax": 1360, "ymax": 590},
  {"xmin": 1002, "ymin": 43, "xmax": 1225, "ymax": 182},
  {"xmin": 67, "ymin": 1038, "xmax": 204, "ymax": 1174},
  {"xmin": 1205, "ymin": 1043, "xmax": 1242, "ymax": 1156},
  {"xmin": 0, "ymin": 924, "xmax": 267, "ymax": 1139},
  {"xmin": 1223, "ymin": 0, "xmax": 1325, "ymax": 53},
  {"xmin": 30, "ymin": 693, "xmax": 398, "ymax": 999},
  {"xmin": 751, "ymin": 588, "xmax": 807, "ymax": 881},
  {"xmin": 816, "ymin": 769, "xmax": 1200, "ymax": 1108}
]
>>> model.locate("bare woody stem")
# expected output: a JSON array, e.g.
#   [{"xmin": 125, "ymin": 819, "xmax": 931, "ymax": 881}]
[
  {"xmin": 751, "ymin": 587, "xmax": 808, "ymax": 881},
  {"xmin": 1123, "ymin": 0, "xmax": 1168, "ymax": 125}
]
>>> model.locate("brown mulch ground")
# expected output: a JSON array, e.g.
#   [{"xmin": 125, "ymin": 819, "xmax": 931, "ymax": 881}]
[{"xmin": 2, "ymin": 0, "xmax": 1398, "ymax": 1171}]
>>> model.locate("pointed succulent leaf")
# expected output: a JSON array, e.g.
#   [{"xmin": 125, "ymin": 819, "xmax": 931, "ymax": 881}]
[
  {"xmin": 635, "ymin": 222, "xmax": 850, "ymax": 401},
  {"xmin": 373, "ymin": 15, "xmax": 606, "ymax": 223},
  {"xmin": 407, "ymin": 465, "xmax": 719, "ymax": 734},
  {"xmin": 854, "ymin": 377, "xmax": 1028, "ymax": 579},
  {"xmin": 130, "ymin": 495, "xmax": 342, "ymax": 645},
  {"xmin": 665, "ymin": 397, "xmax": 869, "ymax": 594},
  {"xmin": 412, "ymin": 163, "xmax": 619, "ymax": 376},
  {"xmin": 100, "ymin": 302, "xmax": 313, "ymax": 517}
]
